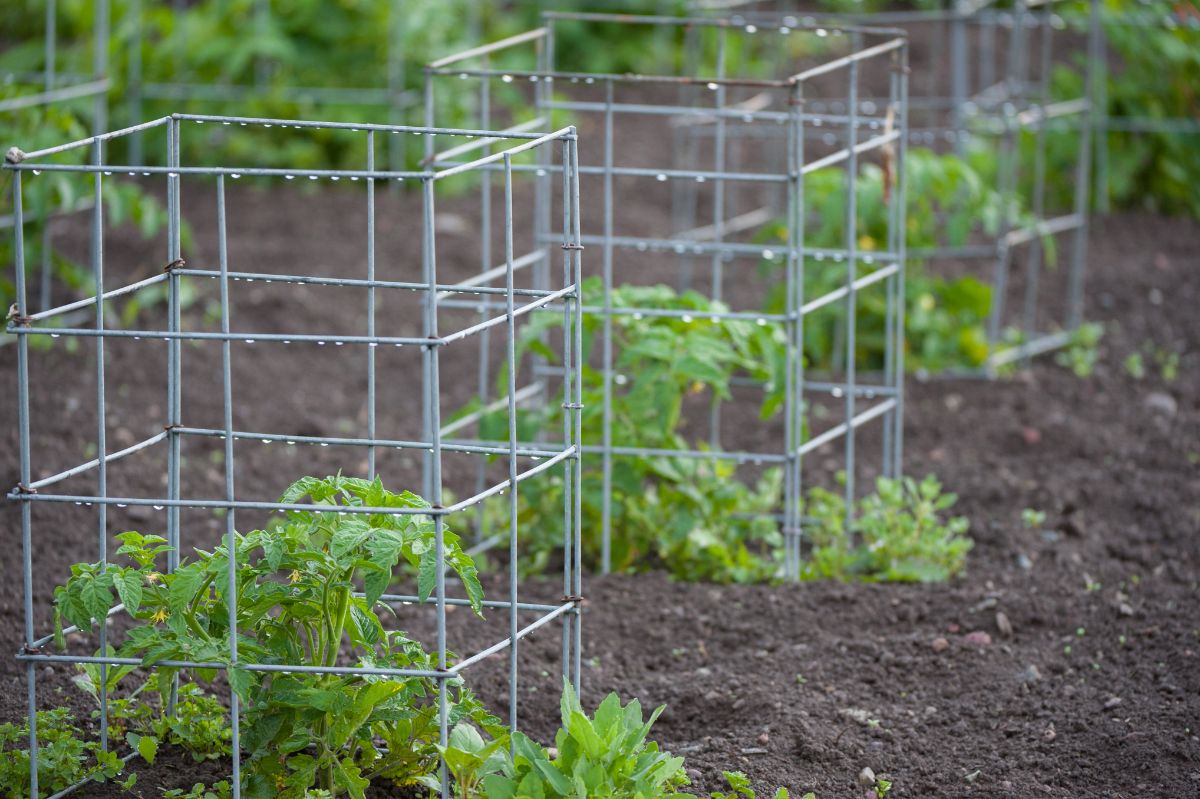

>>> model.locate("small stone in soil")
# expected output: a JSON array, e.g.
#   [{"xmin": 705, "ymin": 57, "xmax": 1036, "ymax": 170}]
[
  {"xmin": 1104, "ymin": 696, "xmax": 1123, "ymax": 710},
  {"xmin": 1043, "ymin": 723, "xmax": 1057, "ymax": 742},
  {"xmin": 996, "ymin": 611, "xmax": 1014, "ymax": 637},
  {"xmin": 757, "ymin": 732, "xmax": 769, "ymax": 745},
  {"xmin": 931, "ymin": 637, "xmax": 950, "ymax": 653},
  {"xmin": 964, "ymin": 630, "xmax": 992, "ymax": 646},
  {"xmin": 858, "ymin": 766, "xmax": 876, "ymax": 788}
]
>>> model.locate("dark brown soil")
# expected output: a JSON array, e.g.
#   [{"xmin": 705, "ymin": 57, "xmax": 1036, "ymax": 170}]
[{"xmin": 2, "ymin": 97, "xmax": 1198, "ymax": 799}]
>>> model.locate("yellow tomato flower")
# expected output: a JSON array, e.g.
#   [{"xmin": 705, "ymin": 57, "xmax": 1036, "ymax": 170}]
[
  {"xmin": 151, "ymin": 608, "xmax": 169, "ymax": 624},
  {"xmin": 289, "ymin": 569, "xmax": 303, "ymax": 584}
]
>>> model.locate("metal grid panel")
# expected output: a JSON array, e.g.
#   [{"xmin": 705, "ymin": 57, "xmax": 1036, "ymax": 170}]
[
  {"xmin": 425, "ymin": 13, "xmax": 910, "ymax": 579},
  {"xmin": 5, "ymin": 115, "xmax": 583, "ymax": 799},
  {"xmin": 686, "ymin": 0, "xmax": 1101, "ymax": 374}
]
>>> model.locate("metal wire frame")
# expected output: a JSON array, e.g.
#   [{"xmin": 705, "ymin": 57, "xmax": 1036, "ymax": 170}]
[
  {"xmin": 119, "ymin": 0, "xmax": 439, "ymax": 170},
  {"xmin": 683, "ymin": 0, "xmax": 1100, "ymax": 376},
  {"xmin": 0, "ymin": 0, "xmax": 110, "ymax": 318},
  {"xmin": 424, "ymin": 13, "xmax": 908, "ymax": 579},
  {"xmin": 5, "ymin": 114, "xmax": 584, "ymax": 799}
]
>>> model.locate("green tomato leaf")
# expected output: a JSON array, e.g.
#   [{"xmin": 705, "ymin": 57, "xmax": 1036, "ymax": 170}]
[{"xmin": 114, "ymin": 569, "xmax": 144, "ymax": 615}]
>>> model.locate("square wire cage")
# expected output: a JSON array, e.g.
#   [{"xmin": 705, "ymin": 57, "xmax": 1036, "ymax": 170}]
[
  {"xmin": 5, "ymin": 114, "xmax": 583, "ymax": 799},
  {"xmin": 424, "ymin": 13, "xmax": 910, "ymax": 580},
  {"xmin": 686, "ymin": 0, "xmax": 1102, "ymax": 375}
]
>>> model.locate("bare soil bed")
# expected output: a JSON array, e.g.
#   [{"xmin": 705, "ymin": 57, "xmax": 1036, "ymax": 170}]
[{"xmin": 0, "ymin": 176, "xmax": 1197, "ymax": 799}]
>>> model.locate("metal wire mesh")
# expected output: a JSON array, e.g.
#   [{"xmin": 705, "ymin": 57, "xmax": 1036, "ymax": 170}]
[
  {"xmin": 425, "ymin": 13, "xmax": 910, "ymax": 580},
  {"xmin": 686, "ymin": 0, "xmax": 1102, "ymax": 373},
  {"xmin": 5, "ymin": 115, "xmax": 583, "ymax": 799}
]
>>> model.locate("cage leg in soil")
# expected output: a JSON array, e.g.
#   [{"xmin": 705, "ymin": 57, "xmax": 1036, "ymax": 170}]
[
  {"xmin": 5, "ymin": 115, "xmax": 583, "ymax": 798},
  {"xmin": 424, "ymin": 14, "xmax": 909, "ymax": 580}
]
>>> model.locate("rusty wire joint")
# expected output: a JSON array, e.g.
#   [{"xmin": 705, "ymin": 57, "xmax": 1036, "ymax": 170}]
[
  {"xmin": 6, "ymin": 304, "xmax": 32, "ymax": 327},
  {"xmin": 164, "ymin": 258, "xmax": 187, "ymax": 272}
]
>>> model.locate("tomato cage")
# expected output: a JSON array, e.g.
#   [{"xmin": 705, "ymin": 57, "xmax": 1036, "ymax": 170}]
[
  {"xmin": 424, "ymin": 13, "xmax": 909, "ymax": 579},
  {"xmin": 686, "ymin": 0, "xmax": 1102, "ymax": 375},
  {"xmin": 5, "ymin": 115, "xmax": 583, "ymax": 798}
]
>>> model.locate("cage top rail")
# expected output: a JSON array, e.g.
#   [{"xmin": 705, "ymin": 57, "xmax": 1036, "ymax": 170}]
[
  {"xmin": 4, "ymin": 112, "xmax": 574, "ymax": 165},
  {"xmin": 542, "ymin": 9, "xmax": 907, "ymax": 37},
  {"xmin": 426, "ymin": 13, "xmax": 907, "ymax": 88}
]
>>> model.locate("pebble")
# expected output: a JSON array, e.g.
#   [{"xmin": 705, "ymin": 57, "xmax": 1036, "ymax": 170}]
[
  {"xmin": 931, "ymin": 637, "xmax": 950, "ymax": 653},
  {"xmin": 996, "ymin": 611, "xmax": 1014, "ymax": 637},
  {"xmin": 1144, "ymin": 391, "xmax": 1177, "ymax": 417},
  {"xmin": 757, "ymin": 732, "xmax": 770, "ymax": 745},
  {"xmin": 858, "ymin": 766, "xmax": 876, "ymax": 788},
  {"xmin": 964, "ymin": 630, "xmax": 993, "ymax": 646},
  {"xmin": 1104, "ymin": 696, "xmax": 1123, "ymax": 710},
  {"xmin": 1042, "ymin": 723, "xmax": 1057, "ymax": 742},
  {"xmin": 1018, "ymin": 664, "xmax": 1042, "ymax": 683},
  {"xmin": 1118, "ymin": 602, "xmax": 1135, "ymax": 617}
]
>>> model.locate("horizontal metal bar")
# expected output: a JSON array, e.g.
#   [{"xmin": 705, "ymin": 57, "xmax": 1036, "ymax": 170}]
[
  {"xmin": 789, "ymin": 37, "xmax": 907, "ymax": 82},
  {"xmin": 374, "ymin": 593, "xmax": 563, "ymax": 613},
  {"xmin": 449, "ymin": 602, "xmax": 576, "ymax": 674},
  {"xmin": 801, "ymin": 130, "xmax": 902, "ymax": 174},
  {"xmin": 678, "ymin": 206, "xmax": 775, "ymax": 241},
  {"xmin": 435, "ymin": 127, "xmax": 576, "ymax": 180},
  {"xmin": 1015, "ymin": 98, "xmax": 1089, "ymax": 127},
  {"xmin": 429, "ymin": 65, "xmax": 792, "ymax": 89},
  {"xmin": 14, "ymin": 118, "xmax": 171, "ymax": 161},
  {"xmin": 5, "ymin": 162, "xmax": 430, "ymax": 180},
  {"xmin": 445, "ymin": 447, "xmax": 578, "ymax": 513},
  {"xmin": 436, "ymin": 250, "xmax": 546, "ymax": 300},
  {"xmin": 25, "ymin": 272, "xmax": 171, "ymax": 323},
  {"xmin": 539, "ymin": 98, "xmax": 790, "ymax": 123},
  {"xmin": 542, "ymin": 9, "xmax": 906, "ymax": 36},
  {"xmin": 440, "ymin": 437, "xmax": 791, "ymax": 465},
  {"xmin": 10, "ymin": 492, "xmax": 463, "ymax": 516},
  {"xmin": 801, "ymin": 264, "xmax": 900, "ymax": 315},
  {"xmin": 440, "ymin": 284, "xmax": 577, "ymax": 345},
  {"xmin": 173, "ymin": 112, "xmax": 555, "ymax": 141},
  {"xmin": 0, "ymin": 79, "xmax": 110, "ymax": 113},
  {"xmin": 1005, "ymin": 213, "xmax": 1084, "ymax": 247},
  {"xmin": 986, "ymin": 329, "xmax": 1072, "ymax": 367},
  {"xmin": 428, "ymin": 27, "xmax": 549, "ymax": 68},
  {"xmin": 440, "ymin": 382, "xmax": 545, "ymax": 437},
  {"xmin": 6, "ymin": 326, "xmax": 434, "ymax": 347},
  {"xmin": 175, "ymin": 426, "xmax": 569, "ymax": 460},
  {"xmin": 431, "ymin": 156, "xmax": 791, "ymax": 184},
  {"xmin": 18, "ymin": 651, "xmax": 449, "ymax": 680},
  {"xmin": 426, "ymin": 118, "xmax": 548, "ymax": 165},
  {"xmin": 176, "ymin": 267, "xmax": 557, "ymax": 299},
  {"xmin": 560, "ymin": 232, "xmax": 896, "ymax": 263},
  {"xmin": 30, "ymin": 431, "xmax": 168, "ymax": 491},
  {"xmin": 796, "ymin": 398, "xmax": 897, "ymax": 456}
]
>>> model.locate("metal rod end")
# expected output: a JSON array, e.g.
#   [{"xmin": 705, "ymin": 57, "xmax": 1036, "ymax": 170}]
[{"xmin": 5, "ymin": 147, "xmax": 26, "ymax": 164}]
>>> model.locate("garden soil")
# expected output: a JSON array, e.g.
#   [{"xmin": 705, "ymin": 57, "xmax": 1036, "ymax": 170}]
[{"xmin": 1, "ymin": 132, "xmax": 1198, "ymax": 798}]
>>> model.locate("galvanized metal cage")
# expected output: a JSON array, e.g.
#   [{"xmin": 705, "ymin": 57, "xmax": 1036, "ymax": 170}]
[{"xmin": 5, "ymin": 115, "xmax": 583, "ymax": 799}]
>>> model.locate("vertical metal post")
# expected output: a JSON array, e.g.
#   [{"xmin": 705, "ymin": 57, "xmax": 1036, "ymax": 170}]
[
  {"xmin": 1092, "ymin": 4, "xmax": 1109, "ymax": 213},
  {"xmin": 387, "ymin": 0, "xmax": 407, "ymax": 179},
  {"xmin": 165, "ymin": 116, "xmax": 182, "ymax": 710},
  {"xmin": 215, "ymin": 175, "xmax": 242, "ymax": 798},
  {"xmin": 39, "ymin": 0, "xmax": 58, "ymax": 312},
  {"xmin": 473, "ymin": 60, "xmax": 493, "ymax": 543},
  {"xmin": 91, "ymin": 138, "xmax": 110, "ymax": 752},
  {"xmin": 708, "ymin": 27, "xmax": 728, "ymax": 452},
  {"xmin": 15, "ymin": 171, "xmax": 40, "ymax": 799},
  {"xmin": 1069, "ymin": 0, "xmax": 1098, "ymax": 330},
  {"xmin": 93, "ymin": 0, "xmax": 110, "ymax": 136},
  {"xmin": 129, "ymin": 0, "xmax": 145, "ymax": 164},
  {"xmin": 951, "ymin": 0, "xmax": 968, "ymax": 155},
  {"xmin": 784, "ymin": 80, "xmax": 805, "ymax": 581},
  {"xmin": 366, "ymin": 131, "xmax": 378, "ymax": 479},
  {"xmin": 1021, "ymin": 5, "xmax": 1052, "ymax": 366},
  {"xmin": 600, "ymin": 78, "xmax": 615, "ymax": 575},
  {"xmin": 421, "ymin": 175, "xmax": 450, "ymax": 799},
  {"xmin": 560, "ymin": 138, "xmax": 574, "ymax": 686},
  {"xmin": 843, "ymin": 59, "xmax": 860, "ymax": 524},
  {"xmin": 568, "ymin": 130, "xmax": 584, "ymax": 690},
  {"xmin": 504, "ymin": 152, "xmax": 520, "ymax": 741},
  {"xmin": 892, "ymin": 45, "xmax": 909, "ymax": 479}
]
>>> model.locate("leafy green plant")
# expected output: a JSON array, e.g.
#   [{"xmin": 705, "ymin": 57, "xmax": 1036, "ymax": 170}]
[
  {"xmin": 1021, "ymin": 508, "xmax": 1047, "ymax": 530},
  {"xmin": 802, "ymin": 475, "xmax": 972, "ymax": 582},
  {"xmin": 0, "ymin": 708, "xmax": 127, "ymax": 798},
  {"xmin": 463, "ymin": 276, "xmax": 788, "ymax": 582},
  {"xmin": 163, "ymin": 782, "xmax": 233, "ymax": 799},
  {"xmin": 52, "ymin": 474, "xmax": 502, "ymax": 798},
  {"xmin": 1054, "ymin": 322, "xmax": 1104, "ymax": 378},
  {"xmin": 759, "ymin": 148, "xmax": 1010, "ymax": 373},
  {"xmin": 438, "ymin": 683, "xmax": 793, "ymax": 799}
]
